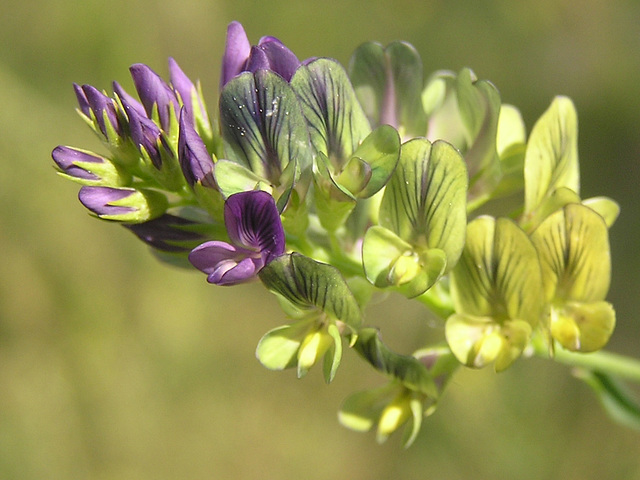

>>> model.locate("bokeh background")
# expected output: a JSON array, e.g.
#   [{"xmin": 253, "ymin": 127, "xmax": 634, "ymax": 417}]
[{"xmin": 1, "ymin": 0, "xmax": 639, "ymax": 478}]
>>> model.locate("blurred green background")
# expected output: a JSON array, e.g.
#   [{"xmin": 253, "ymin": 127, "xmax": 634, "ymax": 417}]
[{"xmin": 1, "ymin": 0, "xmax": 639, "ymax": 478}]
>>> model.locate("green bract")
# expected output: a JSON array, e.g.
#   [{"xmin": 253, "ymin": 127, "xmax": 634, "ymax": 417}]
[{"xmin": 363, "ymin": 138, "xmax": 467, "ymax": 297}]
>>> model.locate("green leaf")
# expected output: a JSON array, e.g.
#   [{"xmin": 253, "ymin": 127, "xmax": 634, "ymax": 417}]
[
  {"xmin": 219, "ymin": 70, "xmax": 312, "ymax": 186},
  {"xmin": 354, "ymin": 328, "xmax": 437, "ymax": 397},
  {"xmin": 256, "ymin": 319, "xmax": 314, "ymax": 371},
  {"xmin": 379, "ymin": 138, "xmax": 468, "ymax": 271},
  {"xmin": 574, "ymin": 369, "xmax": 640, "ymax": 431},
  {"xmin": 531, "ymin": 203, "xmax": 611, "ymax": 303},
  {"xmin": 451, "ymin": 216, "xmax": 545, "ymax": 326},
  {"xmin": 349, "ymin": 41, "xmax": 427, "ymax": 138},
  {"xmin": 291, "ymin": 58, "xmax": 371, "ymax": 167},
  {"xmin": 259, "ymin": 253, "xmax": 362, "ymax": 327},
  {"xmin": 524, "ymin": 96, "xmax": 580, "ymax": 215}
]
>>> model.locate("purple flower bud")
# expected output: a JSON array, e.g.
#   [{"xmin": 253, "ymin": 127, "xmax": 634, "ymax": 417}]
[
  {"xmin": 124, "ymin": 214, "xmax": 206, "ymax": 252},
  {"xmin": 245, "ymin": 38, "xmax": 300, "ymax": 82},
  {"xmin": 52, "ymin": 146, "xmax": 102, "ymax": 181},
  {"xmin": 122, "ymin": 99, "xmax": 164, "ymax": 169},
  {"xmin": 79, "ymin": 85, "xmax": 121, "ymax": 137},
  {"xmin": 73, "ymin": 83, "xmax": 91, "ymax": 117},
  {"xmin": 168, "ymin": 57, "xmax": 209, "ymax": 127},
  {"xmin": 113, "ymin": 81, "xmax": 147, "ymax": 118},
  {"xmin": 178, "ymin": 109, "xmax": 215, "ymax": 188},
  {"xmin": 78, "ymin": 186, "xmax": 168, "ymax": 222},
  {"xmin": 130, "ymin": 63, "xmax": 180, "ymax": 131},
  {"xmin": 221, "ymin": 21, "xmax": 252, "ymax": 88},
  {"xmin": 189, "ymin": 190, "xmax": 285, "ymax": 285},
  {"xmin": 220, "ymin": 21, "xmax": 301, "ymax": 88},
  {"xmin": 79, "ymin": 186, "xmax": 137, "ymax": 217}
]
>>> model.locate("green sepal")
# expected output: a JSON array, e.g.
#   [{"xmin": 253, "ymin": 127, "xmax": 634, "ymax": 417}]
[
  {"xmin": 362, "ymin": 225, "xmax": 447, "ymax": 298},
  {"xmin": 258, "ymin": 253, "xmax": 362, "ymax": 328},
  {"xmin": 451, "ymin": 216, "xmax": 545, "ymax": 327},
  {"xmin": 291, "ymin": 58, "xmax": 371, "ymax": 167},
  {"xmin": 353, "ymin": 328, "xmax": 437, "ymax": 398},
  {"xmin": 379, "ymin": 138, "xmax": 468, "ymax": 271},
  {"xmin": 94, "ymin": 188, "xmax": 169, "ymax": 223},
  {"xmin": 550, "ymin": 301, "xmax": 616, "ymax": 353},
  {"xmin": 524, "ymin": 96, "xmax": 579, "ymax": 216},
  {"xmin": 574, "ymin": 369, "xmax": 640, "ymax": 431},
  {"xmin": 213, "ymin": 159, "xmax": 271, "ymax": 199},
  {"xmin": 219, "ymin": 70, "xmax": 311, "ymax": 191},
  {"xmin": 348, "ymin": 41, "xmax": 427, "ymax": 139},
  {"xmin": 531, "ymin": 203, "xmax": 611, "ymax": 303}
]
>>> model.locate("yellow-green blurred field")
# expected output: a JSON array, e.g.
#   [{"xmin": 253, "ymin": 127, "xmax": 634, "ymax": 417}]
[{"xmin": 1, "ymin": 0, "xmax": 639, "ymax": 478}]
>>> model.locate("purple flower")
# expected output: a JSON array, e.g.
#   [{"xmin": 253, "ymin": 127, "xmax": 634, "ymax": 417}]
[
  {"xmin": 124, "ymin": 214, "xmax": 207, "ymax": 252},
  {"xmin": 52, "ymin": 145, "xmax": 130, "ymax": 186},
  {"xmin": 189, "ymin": 190, "xmax": 285, "ymax": 285},
  {"xmin": 168, "ymin": 57, "xmax": 209, "ymax": 127},
  {"xmin": 130, "ymin": 63, "xmax": 180, "ymax": 132},
  {"xmin": 220, "ymin": 21, "xmax": 300, "ymax": 88},
  {"xmin": 78, "ymin": 186, "xmax": 168, "ymax": 222},
  {"xmin": 178, "ymin": 109, "xmax": 215, "ymax": 188},
  {"xmin": 52, "ymin": 146, "xmax": 103, "ymax": 181},
  {"xmin": 74, "ymin": 84, "xmax": 121, "ymax": 137},
  {"xmin": 79, "ymin": 186, "xmax": 137, "ymax": 217},
  {"xmin": 121, "ymin": 98, "xmax": 165, "ymax": 169}
]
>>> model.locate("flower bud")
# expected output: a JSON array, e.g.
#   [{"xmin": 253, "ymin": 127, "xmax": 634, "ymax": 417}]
[
  {"xmin": 78, "ymin": 186, "xmax": 168, "ymax": 222},
  {"xmin": 130, "ymin": 63, "xmax": 180, "ymax": 132},
  {"xmin": 52, "ymin": 146, "xmax": 131, "ymax": 186}
]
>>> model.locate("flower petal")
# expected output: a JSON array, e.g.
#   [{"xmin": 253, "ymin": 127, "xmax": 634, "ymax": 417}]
[
  {"xmin": 223, "ymin": 191, "xmax": 285, "ymax": 261},
  {"xmin": 220, "ymin": 21, "xmax": 251, "ymax": 88},
  {"xmin": 188, "ymin": 241, "xmax": 261, "ymax": 285}
]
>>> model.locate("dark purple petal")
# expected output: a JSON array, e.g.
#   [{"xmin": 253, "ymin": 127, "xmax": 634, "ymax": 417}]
[
  {"xmin": 52, "ymin": 146, "xmax": 102, "ymax": 180},
  {"xmin": 73, "ymin": 83, "xmax": 91, "ymax": 117},
  {"xmin": 251, "ymin": 38, "xmax": 300, "ymax": 82},
  {"xmin": 130, "ymin": 63, "xmax": 179, "ymax": 131},
  {"xmin": 224, "ymin": 191, "xmax": 285, "ymax": 262},
  {"xmin": 168, "ymin": 57, "xmax": 198, "ymax": 125},
  {"xmin": 125, "ymin": 213, "xmax": 205, "ymax": 252},
  {"xmin": 113, "ymin": 81, "xmax": 147, "ymax": 118},
  {"xmin": 82, "ymin": 85, "xmax": 120, "ymax": 136},
  {"xmin": 221, "ymin": 21, "xmax": 252, "ymax": 88},
  {"xmin": 123, "ymin": 100, "xmax": 164, "ymax": 169},
  {"xmin": 178, "ymin": 110, "xmax": 215, "ymax": 187},
  {"xmin": 78, "ymin": 186, "xmax": 136, "ymax": 216},
  {"xmin": 189, "ymin": 241, "xmax": 262, "ymax": 285}
]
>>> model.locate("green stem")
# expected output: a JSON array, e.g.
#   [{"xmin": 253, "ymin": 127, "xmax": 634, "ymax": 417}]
[{"xmin": 533, "ymin": 339, "xmax": 640, "ymax": 383}]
